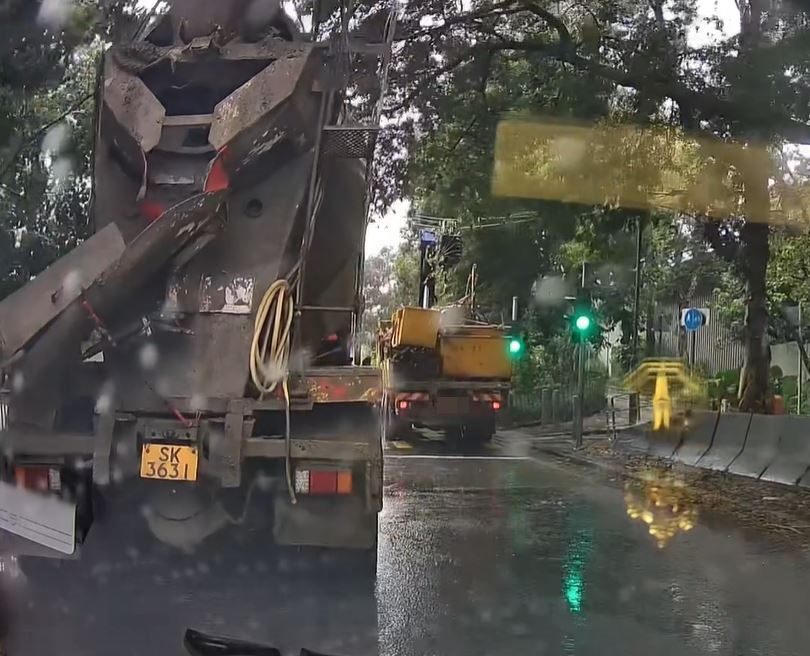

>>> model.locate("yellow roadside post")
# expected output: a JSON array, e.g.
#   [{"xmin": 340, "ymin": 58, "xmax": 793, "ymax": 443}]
[
  {"xmin": 653, "ymin": 371, "xmax": 671, "ymax": 430},
  {"xmin": 625, "ymin": 359, "xmax": 705, "ymax": 431}
]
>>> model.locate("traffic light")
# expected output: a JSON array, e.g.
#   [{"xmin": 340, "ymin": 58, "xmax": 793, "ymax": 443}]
[
  {"xmin": 508, "ymin": 337, "xmax": 524, "ymax": 355},
  {"xmin": 574, "ymin": 313, "xmax": 592, "ymax": 333},
  {"xmin": 568, "ymin": 294, "xmax": 599, "ymax": 344}
]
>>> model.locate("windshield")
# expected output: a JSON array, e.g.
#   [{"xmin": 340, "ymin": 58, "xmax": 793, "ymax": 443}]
[{"xmin": 1, "ymin": 0, "xmax": 809, "ymax": 655}]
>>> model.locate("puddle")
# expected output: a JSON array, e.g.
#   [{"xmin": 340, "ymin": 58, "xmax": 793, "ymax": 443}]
[{"xmin": 624, "ymin": 466, "xmax": 698, "ymax": 549}]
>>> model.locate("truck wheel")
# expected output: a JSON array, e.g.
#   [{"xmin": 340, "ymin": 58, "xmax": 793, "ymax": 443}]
[
  {"xmin": 444, "ymin": 426, "xmax": 463, "ymax": 444},
  {"xmin": 463, "ymin": 421, "xmax": 495, "ymax": 443},
  {"xmin": 382, "ymin": 403, "xmax": 406, "ymax": 443}
]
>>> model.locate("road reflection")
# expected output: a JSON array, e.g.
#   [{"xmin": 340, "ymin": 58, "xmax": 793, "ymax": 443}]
[{"xmin": 624, "ymin": 467, "xmax": 698, "ymax": 549}]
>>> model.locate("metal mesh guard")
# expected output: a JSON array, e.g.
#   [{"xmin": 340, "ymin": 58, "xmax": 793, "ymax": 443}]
[{"xmin": 321, "ymin": 126, "xmax": 380, "ymax": 159}]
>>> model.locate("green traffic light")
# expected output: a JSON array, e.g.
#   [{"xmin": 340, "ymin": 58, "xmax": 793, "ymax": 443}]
[
  {"xmin": 508, "ymin": 338, "xmax": 523, "ymax": 354},
  {"xmin": 575, "ymin": 315, "xmax": 591, "ymax": 332}
]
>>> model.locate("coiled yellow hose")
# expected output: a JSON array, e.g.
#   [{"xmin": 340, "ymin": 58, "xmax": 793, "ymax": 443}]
[
  {"xmin": 249, "ymin": 278, "xmax": 297, "ymax": 503},
  {"xmin": 249, "ymin": 279, "xmax": 294, "ymax": 398}
]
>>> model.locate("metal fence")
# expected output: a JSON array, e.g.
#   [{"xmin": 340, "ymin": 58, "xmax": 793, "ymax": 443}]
[
  {"xmin": 653, "ymin": 293, "xmax": 745, "ymax": 376},
  {"xmin": 507, "ymin": 379, "xmax": 650, "ymax": 429}
]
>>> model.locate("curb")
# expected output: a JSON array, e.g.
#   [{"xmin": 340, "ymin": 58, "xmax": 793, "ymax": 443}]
[
  {"xmin": 531, "ymin": 440, "xmax": 637, "ymax": 479},
  {"xmin": 508, "ymin": 420, "xmax": 651, "ymax": 439}
]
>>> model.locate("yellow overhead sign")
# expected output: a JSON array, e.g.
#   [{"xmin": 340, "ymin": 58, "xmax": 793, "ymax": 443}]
[{"xmin": 492, "ymin": 118, "xmax": 809, "ymax": 227}]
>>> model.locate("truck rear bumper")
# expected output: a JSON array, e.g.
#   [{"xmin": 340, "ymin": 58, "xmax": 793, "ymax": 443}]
[
  {"xmin": 0, "ymin": 411, "xmax": 383, "ymax": 557},
  {"xmin": 387, "ymin": 384, "xmax": 507, "ymax": 421},
  {"xmin": 403, "ymin": 411, "xmax": 497, "ymax": 428},
  {"xmin": 0, "ymin": 426, "xmax": 378, "ymax": 483},
  {"xmin": 394, "ymin": 397, "xmax": 503, "ymax": 428},
  {"xmin": 0, "ymin": 482, "xmax": 76, "ymax": 556}
]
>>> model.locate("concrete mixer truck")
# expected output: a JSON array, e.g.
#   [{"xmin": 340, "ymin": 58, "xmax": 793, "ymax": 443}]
[{"xmin": 0, "ymin": 0, "xmax": 394, "ymax": 562}]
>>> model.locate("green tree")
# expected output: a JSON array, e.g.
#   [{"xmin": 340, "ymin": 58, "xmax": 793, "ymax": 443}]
[
  {"xmin": 0, "ymin": 0, "xmax": 143, "ymax": 301},
  {"xmin": 360, "ymin": 242, "xmax": 420, "ymax": 355}
]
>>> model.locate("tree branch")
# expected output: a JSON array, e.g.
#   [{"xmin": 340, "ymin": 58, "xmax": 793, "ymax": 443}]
[
  {"xmin": 391, "ymin": 4, "xmax": 810, "ymax": 145},
  {"xmin": 0, "ymin": 91, "xmax": 94, "ymax": 183},
  {"xmin": 485, "ymin": 38, "xmax": 810, "ymax": 144},
  {"xmin": 388, "ymin": 49, "xmax": 482, "ymax": 113},
  {"xmin": 396, "ymin": 0, "xmax": 516, "ymax": 42},
  {"xmin": 445, "ymin": 116, "xmax": 479, "ymax": 154},
  {"xmin": 702, "ymin": 219, "xmax": 740, "ymax": 262},
  {"xmin": 519, "ymin": 1, "xmax": 574, "ymax": 47}
]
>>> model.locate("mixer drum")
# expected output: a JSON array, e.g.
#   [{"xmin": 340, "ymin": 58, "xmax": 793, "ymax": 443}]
[{"xmin": 299, "ymin": 157, "xmax": 367, "ymax": 351}]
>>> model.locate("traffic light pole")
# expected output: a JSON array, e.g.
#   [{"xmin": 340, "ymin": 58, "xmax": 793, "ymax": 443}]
[
  {"xmin": 573, "ymin": 262, "xmax": 587, "ymax": 449},
  {"xmin": 629, "ymin": 215, "xmax": 645, "ymax": 425},
  {"xmin": 573, "ymin": 342, "xmax": 585, "ymax": 449}
]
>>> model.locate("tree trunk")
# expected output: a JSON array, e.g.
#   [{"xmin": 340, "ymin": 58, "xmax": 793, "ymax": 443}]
[
  {"xmin": 738, "ymin": 222, "xmax": 771, "ymax": 412},
  {"xmin": 736, "ymin": 0, "xmax": 772, "ymax": 413}
]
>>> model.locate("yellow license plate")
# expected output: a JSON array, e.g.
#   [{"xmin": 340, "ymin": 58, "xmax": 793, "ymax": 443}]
[{"xmin": 139, "ymin": 444, "xmax": 198, "ymax": 481}]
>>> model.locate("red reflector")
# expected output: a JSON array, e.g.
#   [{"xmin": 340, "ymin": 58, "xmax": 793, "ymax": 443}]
[
  {"xmin": 139, "ymin": 200, "xmax": 165, "ymax": 223},
  {"xmin": 398, "ymin": 400, "xmax": 409, "ymax": 410},
  {"xmin": 309, "ymin": 471, "xmax": 338, "ymax": 494},
  {"xmin": 15, "ymin": 467, "xmax": 51, "ymax": 492},
  {"xmin": 204, "ymin": 149, "xmax": 230, "ymax": 192},
  {"xmin": 492, "ymin": 401, "xmax": 502, "ymax": 411}
]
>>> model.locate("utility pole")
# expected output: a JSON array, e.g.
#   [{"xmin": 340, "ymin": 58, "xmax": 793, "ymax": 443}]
[{"xmin": 418, "ymin": 229, "xmax": 438, "ymax": 308}]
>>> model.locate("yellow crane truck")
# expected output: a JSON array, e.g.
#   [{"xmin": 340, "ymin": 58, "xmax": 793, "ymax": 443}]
[{"xmin": 377, "ymin": 306, "xmax": 513, "ymax": 443}]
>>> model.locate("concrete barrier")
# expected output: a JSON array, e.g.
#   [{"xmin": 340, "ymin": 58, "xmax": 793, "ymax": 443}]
[
  {"xmin": 696, "ymin": 412, "xmax": 752, "ymax": 471},
  {"xmin": 797, "ymin": 465, "xmax": 810, "ymax": 489},
  {"xmin": 672, "ymin": 410, "xmax": 720, "ymax": 466},
  {"xmin": 760, "ymin": 415, "xmax": 810, "ymax": 485},
  {"xmin": 645, "ymin": 427, "xmax": 683, "ymax": 459},
  {"xmin": 727, "ymin": 413, "xmax": 782, "ymax": 479}
]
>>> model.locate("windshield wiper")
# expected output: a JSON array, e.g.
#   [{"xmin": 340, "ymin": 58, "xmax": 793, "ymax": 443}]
[{"xmin": 184, "ymin": 628, "xmax": 340, "ymax": 656}]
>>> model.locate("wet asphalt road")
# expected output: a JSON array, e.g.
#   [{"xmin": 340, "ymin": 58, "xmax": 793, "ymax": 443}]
[{"xmin": 4, "ymin": 431, "xmax": 810, "ymax": 656}]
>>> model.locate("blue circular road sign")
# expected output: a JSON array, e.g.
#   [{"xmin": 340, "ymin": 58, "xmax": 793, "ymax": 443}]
[{"xmin": 683, "ymin": 308, "xmax": 705, "ymax": 332}]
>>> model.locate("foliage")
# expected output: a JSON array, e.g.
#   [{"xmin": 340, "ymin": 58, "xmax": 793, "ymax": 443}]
[
  {"xmin": 359, "ymin": 242, "xmax": 419, "ymax": 356},
  {"xmin": 0, "ymin": 0, "xmax": 143, "ymax": 302},
  {"xmin": 706, "ymin": 368, "xmax": 741, "ymax": 405}
]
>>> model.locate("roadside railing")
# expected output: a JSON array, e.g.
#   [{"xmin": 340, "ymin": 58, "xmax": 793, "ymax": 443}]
[
  {"xmin": 605, "ymin": 392, "xmax": 653, "ymax": 441},
  {"xmin": 506, "ymin": 382, "xmax": 650, "ymax": 433}
]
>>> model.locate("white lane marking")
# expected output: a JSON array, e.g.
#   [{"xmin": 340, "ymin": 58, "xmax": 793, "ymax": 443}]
[{"xmin": 385, "ymin": 455, "xmax": 531, "ymax": 461}]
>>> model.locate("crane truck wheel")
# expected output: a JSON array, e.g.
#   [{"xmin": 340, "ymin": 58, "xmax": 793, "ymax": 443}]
[
  {"xmin": 462, "ymin": 420, "xmax": 495, "ymax": 443},
  {"xmin": 381, "ymin": 394, "xmax": 407, "ymax": 443}
]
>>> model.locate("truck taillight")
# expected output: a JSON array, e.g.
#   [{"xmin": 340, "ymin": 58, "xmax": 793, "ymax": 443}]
[
  {"xmin": 15, "ymin": 466, "xmax": 61, "ymax": 492},
  {"xmin": 398, "ymin": 400, "xmax": 409, "ymax": 410},
  {"xmin": 492, "ymin": 401, "xmax": 502, "ymax": 411},
  {"xmin": 294, "ymin": 469, "xmax": 353, "ymax": 495}
]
